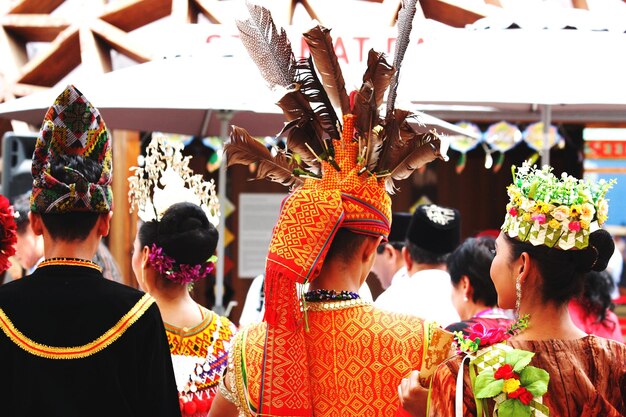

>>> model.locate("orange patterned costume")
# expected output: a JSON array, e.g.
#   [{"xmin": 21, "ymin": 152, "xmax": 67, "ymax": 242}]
[
  {"xmin": 226, "ymin": 303, "xmax": 428, "ymax": 416},
  {"xmin": 166, "ymin": 306, "xmax": 237, "ymax": 415}
]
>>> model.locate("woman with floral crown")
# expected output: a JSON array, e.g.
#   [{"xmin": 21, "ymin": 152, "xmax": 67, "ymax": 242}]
[
  {"xmin": 129, "ymin": 136, "xmax": 237, "ymax": 416},
  {"xmin": 399, "ymin": 161, "xmax": 626, "ymax": 417}
]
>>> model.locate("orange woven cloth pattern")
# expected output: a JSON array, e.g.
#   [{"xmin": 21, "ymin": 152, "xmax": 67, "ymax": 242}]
[
  {"xmin": 165, "ymin": 311, "xmax": 235, "ymax": 358},
  {"xmin": 230, "ymin": 304, "xmax": 426, "ymax": 416},
  {"xmin": 266, "ymin": 114, "xmax": 391, "ymax": 286}
]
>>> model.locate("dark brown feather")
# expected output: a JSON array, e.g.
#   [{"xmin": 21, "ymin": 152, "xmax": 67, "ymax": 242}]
[
  {"xmin": 351, "ymin": 80, "xmax": 377, "ymax": 136},
  {"xmin": 236, "ymin": 3, "xmax": 296, "ymax": 88},
  {"xmin": 303, "ymin": 25, "xmax": 350, "ymax": 116},
  {"xmin": 385, "ymin": 132, "xmax": 443, "ymax": 193},
  {"xmin": 376, "ymin": 109, "xmax": 417, "ymax": 173},
  {"xmin": 362, "ymin": 49, "xmax": 395, "ymax": 110},
  {"xmin": 294, "ymin": 57, "xmax": 341, "ymax": 141},
  {"xmin": 276, "ymin": 88, "xmax": 324, "ymax": 171},
  {"xmin": 225, "ymin": 126, "xmax": 303, "ymax": 188}
]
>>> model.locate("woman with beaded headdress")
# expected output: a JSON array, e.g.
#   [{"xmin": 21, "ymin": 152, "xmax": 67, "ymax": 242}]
[
  {"xmin": 209, "ymin": 2, "xmax": 456, "ymax": 416},
  {"xmin": 399, "ymin": 161, "xmax": 626, "ymax": 417},
  {"xmin": 129, "ymin": 136, "xmax": 237, "ymax": 416}
]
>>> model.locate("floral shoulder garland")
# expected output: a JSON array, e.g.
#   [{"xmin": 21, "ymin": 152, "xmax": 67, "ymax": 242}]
[{"xmin": 453, "ymin": 316, "xmax": 550, "ymax": 417}]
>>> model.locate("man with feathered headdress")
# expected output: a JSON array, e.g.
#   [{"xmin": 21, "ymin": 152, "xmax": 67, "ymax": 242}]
[
  {"xmin": 209, "ymin": 3, "xmax": 454, "ymax": 416},
  {"xmin": 0, "ymin": 85, "xmax": 181, "ymax": 416}
]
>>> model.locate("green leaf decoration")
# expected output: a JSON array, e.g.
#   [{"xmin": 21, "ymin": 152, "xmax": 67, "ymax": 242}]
[
  {"xmin": 498, "ymin": 399, "xmax": 532, "ymax": 417},
  {"xmin": 455, "ymin": 153, "xmax": 467, "ymax": 174},
  {"xmin": 506, "ymin": 349, "xmax": 535, "ymax": 373},
  {"xmin": 520, "ymin": 366, "xmax": 550, "ymax": 396},
  {"xmin": 474, "ymin": 370, "xmax": 503, "ymax": 399}
]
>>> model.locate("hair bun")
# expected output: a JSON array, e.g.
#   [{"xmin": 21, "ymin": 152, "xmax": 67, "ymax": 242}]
[
  {"xmin": 157, "ymin": 202, "xmax": 219, "ymax": 265},
  {"xmin": 578, "ymin": 229, "xmax": 615, "ymax": 272}
]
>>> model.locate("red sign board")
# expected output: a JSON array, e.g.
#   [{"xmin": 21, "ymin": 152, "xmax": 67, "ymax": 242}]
[{"xmin": 585, "ymin": 140, "xmax": 626, "ymax": 159}]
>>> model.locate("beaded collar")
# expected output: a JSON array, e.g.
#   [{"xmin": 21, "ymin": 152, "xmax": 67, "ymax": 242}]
[
  {"xmin": 304, "ymin": 289, "xmax": 360, "ymax": 302},
  {"xmin": 38, "ymin": 257, "xmax": 103, "ymax": 273}
]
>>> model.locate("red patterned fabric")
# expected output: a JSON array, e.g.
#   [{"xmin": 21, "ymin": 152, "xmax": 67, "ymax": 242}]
[{"xmin": 229, "ymin": 304, "xmax": 426, "ymax": 416}]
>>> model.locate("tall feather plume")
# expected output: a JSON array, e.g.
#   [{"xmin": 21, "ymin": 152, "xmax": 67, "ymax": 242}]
[
  {"xmin": 386, "ymin": 0, "xmax": 418, "ymax": 117},
  {"xmin": 353, "ymin": 50, "xmax": 395, "ymax": 136},
  {"xmin": 375, "ymin": 109, "xmax": 418, "ymax": 173},
  {"xmin": 225, "ymin": 126, "xmax": 303, "ymax": 188},
  {"xmin": 351, "ymin": 81, "xmax": 376, "ymax": 136},
  {"xmin": 296, "ymin": 57, "xmax": 341, "ymax": 141},
  {"xmin": 303, "ymin": 25, "xmax": 350, "ymax": 117},
  {"xmin": 362, "ymin": 49, "xmax": 395, "ymax": 110},
  {"xmin": 385, "ymin": 131, "xmax": 443, "ymax": 193},
  {"xmin": 236, "ymin": 2, "xmax": 296, "ymax": 88},
  {"xmin": 276, "ymin": 88, "xmax": 324, "ymax": 173}
]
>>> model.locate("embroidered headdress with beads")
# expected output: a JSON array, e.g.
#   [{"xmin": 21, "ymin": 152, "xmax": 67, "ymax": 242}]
[
  {"xmin": 128, "ymin": 135, "xmax": 220, "ymax": 284},
  {"xmin": 225, "ymin": 2, "xmax": 447, "ymax": 415},
  {"xmin": 30, "ymin": 85, "xmax": 113, "ymax": 214},
  {"xmin": 502, "ymin": 160, "xmax": 615, "ymax": 250}
]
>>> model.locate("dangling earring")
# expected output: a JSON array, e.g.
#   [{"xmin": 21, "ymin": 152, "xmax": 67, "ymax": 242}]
[
  {"xmin": 515, "ymin": 274, "xmax": 522, "ymax": 318},
  {"xmin": 463, "ymin": 295, "xmax": 469, "ymax": 302}
]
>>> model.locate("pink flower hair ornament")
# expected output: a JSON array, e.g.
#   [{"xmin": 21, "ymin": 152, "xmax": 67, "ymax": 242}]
[{"xmin": 147, "ymin": 244, "xmax": 216, "ymax": 285}]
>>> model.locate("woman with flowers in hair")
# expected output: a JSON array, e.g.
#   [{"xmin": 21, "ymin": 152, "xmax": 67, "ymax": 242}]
[
  {"xmin": 399, "ymin": 161, "xmax": 626, "ymax": 417},
  {"xmin": 129, "ymin": 136, "xmax": 237, "ymax": 416}
]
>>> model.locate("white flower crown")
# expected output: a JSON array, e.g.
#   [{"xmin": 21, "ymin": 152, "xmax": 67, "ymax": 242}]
[{"xmin": 502, "ymin": 161, "xmax": 615, "ymax": 250}]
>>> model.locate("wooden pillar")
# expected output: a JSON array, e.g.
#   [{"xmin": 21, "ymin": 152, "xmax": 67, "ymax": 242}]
[{"xmin": 109, "ymin": 129, "xmax": 140, "ymax": 287}]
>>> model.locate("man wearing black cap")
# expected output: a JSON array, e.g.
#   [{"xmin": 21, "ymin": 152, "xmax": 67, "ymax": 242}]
[
  {"xmin": 373, "ymin": 212, "xmax": 411, "ymax": 304},
  {"xmin": 375, "ymin": 204, "xmax": 461, "ymax": 327}
]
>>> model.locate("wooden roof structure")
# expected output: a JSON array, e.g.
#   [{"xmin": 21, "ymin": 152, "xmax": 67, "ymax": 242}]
[{"xmin": 1, "ymin": 0, "xmax": 623, "ymax": 109}]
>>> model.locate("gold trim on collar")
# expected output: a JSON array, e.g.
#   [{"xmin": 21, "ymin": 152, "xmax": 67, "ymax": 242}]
[
  {"xmin": 0, "ymin": 293, "xmax": 154, "ymax": 359},
  {"xmin": 38, "ymin": 257, "xmax": 103, "ymax": 273}
]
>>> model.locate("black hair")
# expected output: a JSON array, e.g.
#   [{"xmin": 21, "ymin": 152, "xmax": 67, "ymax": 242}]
[
  {"xmin": 40, "ymin": 155, "xmax": 102, "ymax": 241},
  {"xmin": 577, "ymin": 269, "xmax": 615, "ymax": 326},
  {"xmin": 325, "ymin": 228, "xmax": 371, "ymax": 264},
  {"xmin": 405, "ymin": 240, "xmax": 449, "ymax": 265},
  {"xmin": 447, "ymin": 236, "xmax": 497, "ymax": 306},
  {"xmin": 12, "ymin": 192, "xmax": 31, "ymax": 234},
  {"xmin": 506, "ymin": 229, "xmax": 615, "ymax": 305},
  {"xmin": 376, "ymin": 241, "xmax": 404, "ymax": 255},
  {"xmin": 138, "ymin": 202, "xmax": 219, "ymax": 267}
]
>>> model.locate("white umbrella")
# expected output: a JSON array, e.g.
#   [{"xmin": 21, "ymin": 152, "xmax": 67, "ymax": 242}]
[
  {"xmin": 0, "ymin": 53, "xmax": 475, "ymax": 138},
  {"xmin": 400, "ymin": 26, "xmax": 626, "ymax": 164}
]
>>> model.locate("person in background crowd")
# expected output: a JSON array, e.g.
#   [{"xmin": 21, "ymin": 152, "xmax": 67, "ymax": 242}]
[
  {"xmin": 372, "ymin": 212, "xmax": 411, "ymax": 301},
  {"xmin": 445, "ymin": 236, "xmax": 513, "ymax": 336},
  {"xmin": 0, "ymin": 85, "xmax": 180, "ymax": 416},
  {"xmin": 607, "ymin": 236, "xmax": 625, "ymax": 298},
  {"xmin": 569, "ymin": 269, "xmax": 623, "ymax": 342},
  {"xmin": 376, "ymin": 204, "xmax": 461, "ymax": 327},
  {"xmin": 10, "ymin": 191, "xmax": 123, "ymax": 283},
  {"xmin": 129, "ymin": 135, "xmax": 237, "ymax": 416}
]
